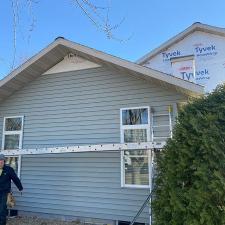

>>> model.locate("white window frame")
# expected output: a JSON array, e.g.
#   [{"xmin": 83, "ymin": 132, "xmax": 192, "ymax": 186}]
[
  {"xmin": 2, "ymin": 116, "xmax": 24, "ymax": 150},
  {"xmin": 5, "ymin": 155, "xmax": 22, "ymax": 178},
  {"xmin": 120, "ymin": 106, "xmax": 151, "ymax": 188}
]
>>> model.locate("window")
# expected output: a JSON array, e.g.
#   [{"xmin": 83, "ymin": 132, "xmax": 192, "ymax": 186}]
[
  {"xmin": 2, "ymin": 116, "xmax": 24, "ymax": 150},
  {"xmin": 120, "ymin": 107, "xmax": 150, "ymax": 188},
  {"xmin": 5, "ymin": 156, "xmax": 20, "ymax": 176},
  {"xmin": 120, "ymin": 107, "xmax": 150, "ymax": 143},
  {"xmin": 122, "ymin": 150, "xmax": 149, "ymax": 187}
]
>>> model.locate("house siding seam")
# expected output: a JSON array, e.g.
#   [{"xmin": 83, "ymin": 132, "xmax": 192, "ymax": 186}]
[{"xmin": 1, "ymin": 66, "xmax": 186, "ymax": 223}]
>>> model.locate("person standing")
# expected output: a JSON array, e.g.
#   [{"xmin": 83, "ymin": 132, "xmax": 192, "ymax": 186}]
[{"xmin": 0, "ymin": 154, "xmax": 23, "ymax": 225}]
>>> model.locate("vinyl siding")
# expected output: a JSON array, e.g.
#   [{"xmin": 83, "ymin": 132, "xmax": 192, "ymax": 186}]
[
  {"xmin": 0, "ymin": 67, "xmax": 185, "ymax": 148},
  {"xmin": 13, "ymin": 152, "xmax": 150, "ymax": 223},
  {"xmin": 1, "ymin": 66, "xmax": 187, "ymax": 222}
]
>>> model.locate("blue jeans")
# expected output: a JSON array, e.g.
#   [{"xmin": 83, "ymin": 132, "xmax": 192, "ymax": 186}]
[{"xmin": 0, "ymin": 192, "xmax": 7, "ymax": 225}]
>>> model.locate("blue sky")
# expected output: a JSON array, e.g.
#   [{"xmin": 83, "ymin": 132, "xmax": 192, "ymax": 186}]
[{"xmin": 1, "ymin": 0, "xmax": 225, "ymax": 78}]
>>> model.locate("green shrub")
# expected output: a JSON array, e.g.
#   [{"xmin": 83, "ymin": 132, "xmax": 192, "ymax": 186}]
[{"xmin": 152, "ymin": 85, "xmax": 225, "ymax": 225}]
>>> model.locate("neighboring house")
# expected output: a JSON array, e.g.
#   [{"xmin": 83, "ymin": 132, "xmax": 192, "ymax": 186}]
[
  {"xmin": 0, "ymin": 38, "xmax": 203, "ymax": 225},
  {"xmin": 137, "ymin": 22, "xmax": 225, "ymax": 92}
]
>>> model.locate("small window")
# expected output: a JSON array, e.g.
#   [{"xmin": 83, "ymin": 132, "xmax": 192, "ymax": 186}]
[
  {"xmin": 120, "ymin": 107, "xmax": 150, "ymax": 188},
  {"xmin": 2, "ymin": 116, "xmax": 24, "ymax": 150},
  {"xmin": 120, "ymin": 107, "xmax": 150, "ymax": 143},
  {"xmin": 5, "ymin": 156, "xmax": 20, "ymax": 175},
  {"xmin": 123, "ymin": 150, "xmax": 149, "ymax": 187}
]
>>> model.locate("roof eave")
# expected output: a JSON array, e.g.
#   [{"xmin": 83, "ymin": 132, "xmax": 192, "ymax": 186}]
[{"xmin": 0, "ymin": 38, "xmax": 204, "ymax": 102}]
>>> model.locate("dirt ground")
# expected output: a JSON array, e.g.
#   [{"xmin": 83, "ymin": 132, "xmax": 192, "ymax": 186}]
[{"xmin": 7, "ymin": 216, "xmax": 84, "ymax": 225}]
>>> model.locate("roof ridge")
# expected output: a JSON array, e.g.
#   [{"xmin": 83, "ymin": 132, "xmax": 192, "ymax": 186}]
[
  {"xmin": 0, "ymin": 38, "xmax": 204, "ymax": 103},
  {"xmin": 136, "ymin": 22, "xmax": 225, "ymax": 64}
]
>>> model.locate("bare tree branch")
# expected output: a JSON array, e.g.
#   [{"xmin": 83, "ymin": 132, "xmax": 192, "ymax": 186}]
[
  {"xmin": 3, "ymin": 0, "xmax": 129, "ymax": 72},
  {"xmin": 26, "ymin": 0, "xmax": 37, "ymax": 43},
  {"xmin": 73, "ymin": 0, "xmax": 101, "ymax": 29},
  {"xmin": 72, "ymin": 0, "xmax": 128, "ymax": 42},
  {"xmin": 8, "ymin": 0, "xmax": 37, "ymax": 70},
  {"xmin": 10, "ymin": 0, "xmax": 19, "ymax": 70}
]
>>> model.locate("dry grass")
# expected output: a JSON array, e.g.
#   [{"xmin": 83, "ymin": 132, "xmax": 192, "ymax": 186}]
[{"xmin": 7, "ymin": 216, "xmax": 84, "ymax": 225}]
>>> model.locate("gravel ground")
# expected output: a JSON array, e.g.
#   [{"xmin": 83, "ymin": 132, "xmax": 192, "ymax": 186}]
[{"xmin": 7, "ymin": 216, "xmax": 85, "ymax": 225}]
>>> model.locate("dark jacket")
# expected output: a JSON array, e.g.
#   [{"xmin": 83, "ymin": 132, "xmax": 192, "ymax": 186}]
[{"xmin": 0, "ymin": 165, "xmax": 23, "ymax": 193}]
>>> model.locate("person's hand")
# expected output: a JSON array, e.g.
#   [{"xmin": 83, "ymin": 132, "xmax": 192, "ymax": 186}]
[{"xmin": 20, "ymin": 191, "xmax": 23, "ymax": 196}]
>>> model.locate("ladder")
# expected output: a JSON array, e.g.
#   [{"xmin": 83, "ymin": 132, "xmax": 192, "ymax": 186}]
[
  {"xmin": 151, "ymin": 106, "xmax": 173, "ymax": 141},
  {"xmin": 130, "ymin": 150, "xmax": 156, "ymax": 225}
]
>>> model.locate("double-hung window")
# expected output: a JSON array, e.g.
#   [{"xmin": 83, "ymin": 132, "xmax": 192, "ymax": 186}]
[
  {"xmin": 120, "ymin": 107, "xmax": 150, "ymax": 188},
  {"xmin": 2, "ymin": 116, "xmax": 24, "ymax": 150}
]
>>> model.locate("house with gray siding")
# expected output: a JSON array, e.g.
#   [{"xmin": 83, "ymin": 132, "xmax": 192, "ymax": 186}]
[{"xmin": 0, "ymin": 38, "xmax": 203, "ymax": 225}]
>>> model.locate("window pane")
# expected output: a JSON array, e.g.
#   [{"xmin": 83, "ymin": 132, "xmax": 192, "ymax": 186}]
[
  {"xmin": 124, "ymin": 129, "xmax": 147, "ymax": 143},
  {"xmin": 124, "ymin": 150, "xmax": 149, "ymax": 185},
  {"xmin": 4, "ymin": 134, "xmax": 20, "ymax": 150},
  {"xmin": 5, "ymin": 117, "xmax": 22, "ymax": 131},
  {"xmin": 5, "ymin": 157, "xmax": 18, "ymax": 174},
  {"xmin": 124, "ymin": 149, "xmax": 148, "ymax": 156},
  {"xmin": 122, "ymin": 108, "xmax": 148, "ymax": 125}
]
